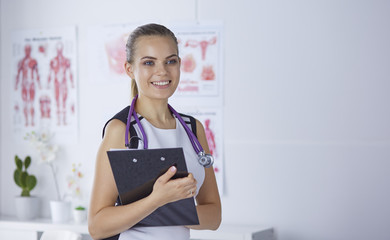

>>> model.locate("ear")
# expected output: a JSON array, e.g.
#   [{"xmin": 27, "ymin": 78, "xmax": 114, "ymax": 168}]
[{"xmin": 124, "ymin": 62, "xmax": 135, "ymax": 79}]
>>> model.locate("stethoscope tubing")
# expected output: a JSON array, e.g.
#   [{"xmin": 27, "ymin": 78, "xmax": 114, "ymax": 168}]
[
  {"xmin": 167, "ymin": 104, "xmax": 204, "ymax": 153},
  {"xmin": 125, "ymin": 95, "xmax": 204, "ymax": 154}
]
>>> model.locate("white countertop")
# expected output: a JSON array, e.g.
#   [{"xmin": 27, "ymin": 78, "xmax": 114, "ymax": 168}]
[
  {"xmin": 0, "ymin": 215, "xmax": 274, "ymax": 240},
  {"xmin": 0, "ymin": 215, "xmax": 88, "ymax": 234}
]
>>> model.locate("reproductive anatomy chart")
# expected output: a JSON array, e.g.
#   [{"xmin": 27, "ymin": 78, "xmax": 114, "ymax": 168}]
[
  {"xmin": 11, "ymin": 26, "xmax": 78, "ymax": 143},
  {"xmin": 173, "ymin": 24, "xmax": 223, "ymax": 99}
]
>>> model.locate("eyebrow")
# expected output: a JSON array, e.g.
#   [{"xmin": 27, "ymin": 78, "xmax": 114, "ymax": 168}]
[{"xmin": 140, "ymin": 54, "xmax": 179, "ymax": 60}]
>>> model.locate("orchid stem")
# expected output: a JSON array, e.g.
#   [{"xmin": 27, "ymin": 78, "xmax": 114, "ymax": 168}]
[{"xmin": 49, "ymin": 163, "xmax": 61, "ymax": 201}]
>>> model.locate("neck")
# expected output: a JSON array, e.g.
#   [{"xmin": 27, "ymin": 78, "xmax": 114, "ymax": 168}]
[{"xmin": 134, "ymin": 95, "xmax": 173, "ymax": 123}]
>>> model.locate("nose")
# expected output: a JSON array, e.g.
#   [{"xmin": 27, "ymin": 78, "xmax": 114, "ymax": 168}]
[{"xmin": 155, "ymin": 62, "xmax": 168, "ymax": 76}]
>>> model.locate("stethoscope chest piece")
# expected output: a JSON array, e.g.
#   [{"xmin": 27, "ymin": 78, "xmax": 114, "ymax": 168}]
[{"xmin": 198, "ymin": 151, "xmax": 214, "ymax": 168}]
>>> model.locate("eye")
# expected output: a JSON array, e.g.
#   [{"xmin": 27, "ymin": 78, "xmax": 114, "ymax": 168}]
[
  {"xmin": 143, "ymin": 61, "xmax": 154, "ymax": 66},
  {"xmin": 166, "ymin": 59, "xmax": 178, "ymax": 65}
]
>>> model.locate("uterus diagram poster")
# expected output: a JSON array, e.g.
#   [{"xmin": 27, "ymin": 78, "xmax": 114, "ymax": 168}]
[
  {"xmin": 172, "ymin": 24, "xmax": 223, "ymax": 100},
  {"xmin": 11, "ymin": 26, "xmax": 78, "ymax": 143}
]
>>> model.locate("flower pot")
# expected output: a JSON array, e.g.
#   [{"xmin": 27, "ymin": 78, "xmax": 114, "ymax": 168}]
[
  {"xmin": 50, "ymin": 200, "xmax": 71, "ymax": 223},
  {"xmin": 73, "ymin": 209, "xmax": 87, "ymax": 223},
  {"xmin": 15, "ymin": 196, "xmax": 40, "ymax": 220}
]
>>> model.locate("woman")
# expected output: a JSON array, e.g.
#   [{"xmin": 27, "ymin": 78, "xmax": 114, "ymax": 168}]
[{"xmin": 88, "ymin": 23, "xmax": 221, "ymax": 240}]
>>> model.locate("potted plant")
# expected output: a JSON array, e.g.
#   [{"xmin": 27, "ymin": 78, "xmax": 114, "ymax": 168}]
[
  {"xmin": 14, "ymin": 155, "xmax": 40, "ymax": 220},
  {"xmin": 25, "ymin": 131, "xmax": 71, "ymax": 223},
  {"xmin": 67, "ymin": 163, "xmax": 86, "ymax": 223},
  {"xmin": 72, "ymin": 206, "xmax": 87, "ymax": 223}
]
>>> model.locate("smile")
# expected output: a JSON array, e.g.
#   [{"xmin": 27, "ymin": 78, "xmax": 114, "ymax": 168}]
[{"xmin": 152, "ymin": 80, "xmax": 171, "ymax": 86}]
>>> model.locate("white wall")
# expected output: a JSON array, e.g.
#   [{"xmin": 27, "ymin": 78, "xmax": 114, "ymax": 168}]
[
  {"xmin": 1, "ymin": 0, "xmax": 390, "ymax": 240},
  {"xmin": 0, "ymin": 0, "xmax": 2, "ymax": 214}
]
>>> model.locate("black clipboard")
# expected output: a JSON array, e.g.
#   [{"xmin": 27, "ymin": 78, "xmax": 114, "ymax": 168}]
[{"xmin": 107, "ymin": 147, "xmax": 199, "ymax": 227}]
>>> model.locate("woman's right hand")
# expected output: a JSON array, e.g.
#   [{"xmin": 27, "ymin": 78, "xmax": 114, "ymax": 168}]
[{"xmin": 150, "ymin": 166, "xmax": 197, "ymax": 207}]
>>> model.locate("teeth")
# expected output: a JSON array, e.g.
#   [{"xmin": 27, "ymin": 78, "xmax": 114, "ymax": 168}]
[{"xmin": 153, "ymin": 81, "xmax": 170, "ymax": 86}]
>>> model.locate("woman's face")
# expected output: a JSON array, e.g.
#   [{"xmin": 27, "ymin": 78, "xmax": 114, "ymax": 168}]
[{"xmin": 125, "ymin": 36, "xmax": 180, "ymax": 100}]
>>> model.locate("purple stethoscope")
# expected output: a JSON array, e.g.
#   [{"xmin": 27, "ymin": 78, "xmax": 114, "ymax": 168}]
[{"xmin": 125, "ymin": 95, "xmax": 214, "ymax": 168}]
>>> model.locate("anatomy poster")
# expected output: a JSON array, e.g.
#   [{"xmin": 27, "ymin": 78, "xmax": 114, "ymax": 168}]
[
  {"xmin": 184, "ymin": 107, "xmax": 224, "ymax": 195},
  {"xmin": 172, "ymin": 24, "xmax": 223, "ymax": 99},
  {"xmin": 87, "ymin": 23, "xmax": 137, "ymax": 83},
  {"xmin": 11, "ymin": 26, "xmax": 78, "ymax": 143}
]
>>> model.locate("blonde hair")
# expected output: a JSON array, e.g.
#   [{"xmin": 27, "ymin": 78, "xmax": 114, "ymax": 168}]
[{"xmin": 131, "ymin": 79, "xmax": 138, "ymax": 99}]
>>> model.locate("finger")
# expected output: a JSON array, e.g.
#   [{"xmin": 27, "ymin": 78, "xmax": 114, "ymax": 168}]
[
  {"xmin": 185, "ymin": 173, "xmax": 196, "ymax": 182},
  {"xmin": 187, "ymin": 173, "xmax": 197, "ymax": 186},
  {"xmin": 157, "ymin": 166, "xmax": 177, "ymax": 183}
]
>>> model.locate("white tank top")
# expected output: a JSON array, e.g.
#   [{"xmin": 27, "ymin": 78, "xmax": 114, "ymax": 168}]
[{"xmin": 118, "ymin": 116, "xmax": 205, "ymax": 240}]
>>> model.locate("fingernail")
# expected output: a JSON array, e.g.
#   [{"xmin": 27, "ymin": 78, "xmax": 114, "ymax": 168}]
[{"xmin": 170, "ymin": 166, "xmax": 176, "ymax": 172}]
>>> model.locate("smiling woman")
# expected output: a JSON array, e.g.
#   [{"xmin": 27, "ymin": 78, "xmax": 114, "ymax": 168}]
[
  {"xmin": 88, "ymin": 23, "xmax": 221, "ymax": 240},
  {"xmin": 125, "ymin": 35, "xmax": 181, "ymax": 101}
]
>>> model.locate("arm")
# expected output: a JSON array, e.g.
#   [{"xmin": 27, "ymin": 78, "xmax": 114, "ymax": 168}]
[
  {"xmin": 47, "ymin": 60, "xmax": 54, "ymax": 89},
  {"xmin": 15, "ymin": 60, "xmax": 23, "ymax": 90},
  {"xmin": 188, "ymin": 119, "xmax": 222, "ymax": 230},
  {"xmin": 88, "ymin": 119, "xmax": 197, "ymax": 239},
  {"xmin": 65, "ymin": 59, "xmax": 74, "ymax": 88}
]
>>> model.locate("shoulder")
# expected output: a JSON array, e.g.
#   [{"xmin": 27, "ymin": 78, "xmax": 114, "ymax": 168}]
[
  {"xmin": 101, "ymin": 119, "xmax": 127, "ymax": 150},
  {"xmin": 104, "ymin": 119, "xmax": 126, "ymax": 138},
  {"xmin": 102, "ymin": 106, "xmax": 130, "ymax": 138},
  {"xmin": 112, "ymin": 106, "xmax": 130, "ymax": 124},
  {"xmin": 195, "ymin": 119, "xmax": 206, "ymax": 137}
]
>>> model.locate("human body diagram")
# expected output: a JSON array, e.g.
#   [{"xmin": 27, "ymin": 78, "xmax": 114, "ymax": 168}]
[
  {"xmin": 14, "ymin": 40, "xmax": 76, "ymax": 131},
  {"xmin": 15, "ymin": 44, "xmax": 41, "ymax": 127},
  {"xmin": 47, "ymin": 42, "xmax": 74, "ymax": 126}
]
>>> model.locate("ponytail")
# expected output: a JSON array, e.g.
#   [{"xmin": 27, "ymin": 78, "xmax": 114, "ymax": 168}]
[{"xmin": 131, "ymin": 79, "xmax": 138, "ymax": 98}]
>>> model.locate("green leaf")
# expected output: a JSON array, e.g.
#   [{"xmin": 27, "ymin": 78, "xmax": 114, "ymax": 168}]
[
  {"xmin": 26, "ymin": 175, "xmax": 37, "ymax": 191},
  {"xmin": 15, "ymin": 155, "xmax": 23, "ymax": 171},
  {"xmin": 14, "ymin": 169, "xmax": 22, "ymax": 187},
  {"xmin": 20, "ymin": 171, "xmax": 27, "ymax": 188},
  {"xmin": 24, "ymin": 156, "xmax": 31, "ymax": 169}
]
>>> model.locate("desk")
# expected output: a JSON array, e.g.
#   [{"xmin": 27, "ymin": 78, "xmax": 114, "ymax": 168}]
[{"xmin": 0, "ymin": 215, "xmax": 274, "ymax": 240}]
